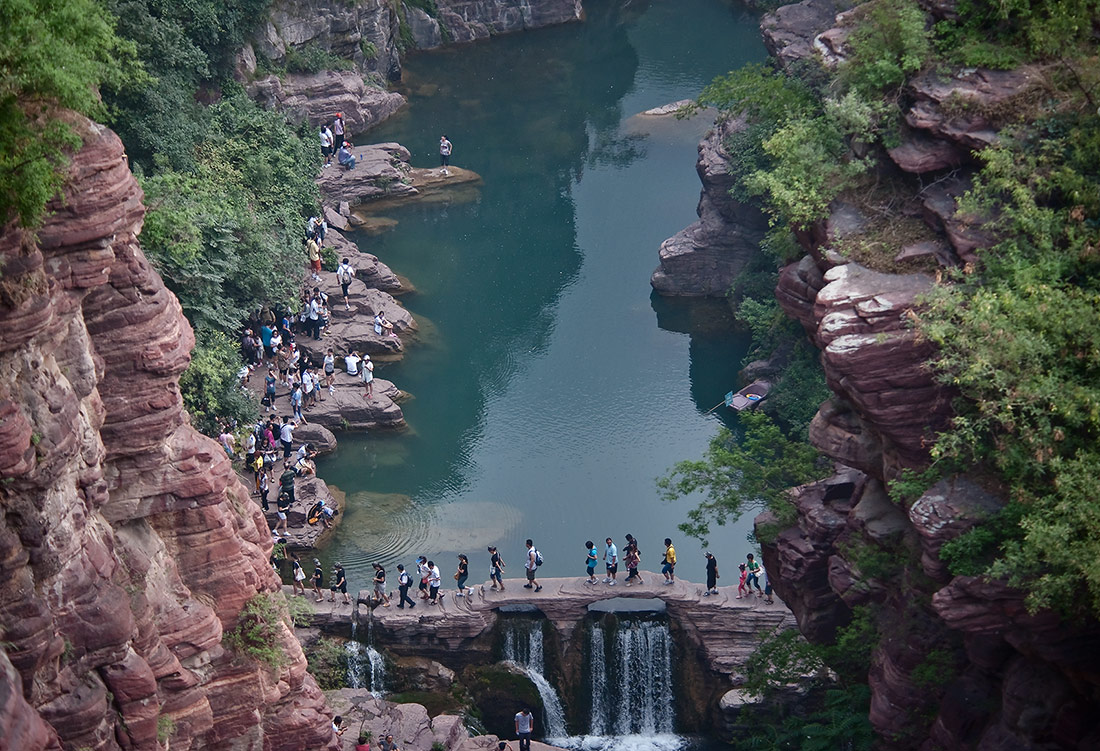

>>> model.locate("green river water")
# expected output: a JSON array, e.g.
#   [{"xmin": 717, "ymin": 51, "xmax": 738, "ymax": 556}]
[{"xmin": 317, "ymin": 0, "xmax": 768, "ymax": 588}]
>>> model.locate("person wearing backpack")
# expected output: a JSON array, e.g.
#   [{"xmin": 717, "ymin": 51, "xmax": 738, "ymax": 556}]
[
  {"xmin": 524, "ymin": 539, "xmax": 542, "ymax": 592},
  {"xmin": 336, "ymin": 257, "xmax": 356, "ymax": 311},
  {"xmin": 396, "ymin": 564, "xmax": 416, "ymax": 609}
]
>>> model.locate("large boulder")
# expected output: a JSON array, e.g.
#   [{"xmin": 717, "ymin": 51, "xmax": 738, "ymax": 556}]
[
  {"xmin": 761, "ymin": 0, "xmax": 839, "ymax": 73},
  {"xmin": 248, "ymin": 70, "xmax": 405, "ymax": 135},
  {"xmin": 651, "ymin": 116, "xmax": 768, "ymax": 297},
  {"xmin": 317, "ymin": 143, "xmax": 417, "ymax": 207},
  {"xmin": 463, "ymin": 664, "xmax": 544, "ymax": 739}
]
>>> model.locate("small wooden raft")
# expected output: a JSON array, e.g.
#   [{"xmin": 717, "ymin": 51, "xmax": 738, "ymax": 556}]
[{"xmin": 725, "ymin": 380, "xmax": 772, "ymax": 411}]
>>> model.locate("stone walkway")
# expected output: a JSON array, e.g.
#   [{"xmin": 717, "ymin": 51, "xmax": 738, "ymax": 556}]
[{"xmin": 293, "ymin": 571, "xmax": 796, "ymax": 682}]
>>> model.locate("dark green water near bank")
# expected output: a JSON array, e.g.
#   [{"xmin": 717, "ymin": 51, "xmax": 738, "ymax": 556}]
[{"xmin": 318, "ymin": 0, "xmax": 767, "ymax": 586}]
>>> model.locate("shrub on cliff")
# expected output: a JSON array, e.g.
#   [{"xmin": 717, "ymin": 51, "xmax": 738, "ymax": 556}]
[
  {"xmin": 920, "ymin": 113, "xmax": 1100, "ymax": 615},
  {"xmin": 223, "ymin": 592, "xmax": 292, "ymax": 670},
  {"xmin": 0, "ymin": 0, "xmax": 139, "ymax": 227}
]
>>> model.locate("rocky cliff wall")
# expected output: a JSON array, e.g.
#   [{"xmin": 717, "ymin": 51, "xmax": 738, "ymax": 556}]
[
  {"xmin": 0, "ymin": 119, "xmax": 338, "ymax": 750},
  {"xmin": 751, "ymin": 1, "xmax": 1100, "ymax": 748}
]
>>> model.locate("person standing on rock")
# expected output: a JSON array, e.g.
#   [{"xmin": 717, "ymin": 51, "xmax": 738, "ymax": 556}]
[
  {"xmin": 311, "ymin": 559, "xmax": 325, "ymax": 601},
  {"xmin": 745, "ymin": 553, "xmax": 763, "ymax": 596},
  {"xmin": 427, "ymin": 560, "xmax": 443, "ymax": 604},
  {"xmin": 308, "ymin": 293, "xmax": 322, "ymax": 339},
  {"xmin": 584, "ymin": 541, "xmax": 599, "ymax": 585},
  {"xmin": 323, "ymin": 349, "xmax": 336, "ymax": 396},
  {"xmin": 279, "ymin": 416, "xmax": 295, "ymax": 458},
  {"xmin": 333, "ymin": 113, "xmax": 346, "ymax": 147},
  {"xmin": 524, "ymin": 539, "xmax": 542, "ymax": 592},
  {"xmin": 603, "ymin": 537, "xmax": 618, "ymax": 586},
  {"xmin": 489, "ymin": 546, "xmax": 505, "ymax": 591},
  {"xmin": 703, "ymin": 552, "xmax": 719, "ymax": 596},
  {"xmin": 258, "ymin": 466, "xmax": 270, "ymax": 511},
  {"xmin": 396, "ymin": 564, "xmax": 416, "ymax": 609},
  {"xmin": 362, "ymin": 354, "xmax": 375, "ymax": 400},
  {"xmin": 291, "ymin": 553, "xmax": 307, "ymax": 596},
  {"xmin": 662, "ymin": 538, "xmax": 677, "ymax": 585},
  {"xmin": 331, "ymin": 562, "xmax": 350, "ymax": 605},
  {"xmin": 337, "ymin": 257, "xmax": 356, "ymax": 311},
  {"xmin": 320, "ymin": 125, "xmax": 334, "ymax": 166},
  {"xmin": 763, "ymin": 570, "xmax": 774, "ymax": 604},
  {"xmin": 306, "ymin": 237, "xmax": 322, "ymax": 283},
  {"xmin": 264, "ymin": 368, "xmax": 277, "ymax": 412},
  {"xmin": 439, "ymin": 134, "xmax": 452, "ymax": 176},
  {"xmin": 515, "ymin": 708, "xmax": 534, "ymax": 751},
  {"xmin": 290, "ymin": 383, "xmax": 304, "ymax": 423},
  {"xmin": 279, "ymin": 460, "xmax": 297, "ymax": 505},
  {"xmin": 274, "ymin": 490, "xmax": 291, "ymax": 539}
]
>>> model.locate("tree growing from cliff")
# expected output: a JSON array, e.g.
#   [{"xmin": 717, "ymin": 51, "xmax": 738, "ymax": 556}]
[
  {"xmin": 657, "ymin": 412, "xmax": 828, "ymax": 544},
  {"xmin": 0, "ymin": 0, "xmax": 139, "ymax": 227}
]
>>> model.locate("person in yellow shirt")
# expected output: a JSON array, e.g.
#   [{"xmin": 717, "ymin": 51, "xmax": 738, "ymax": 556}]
[
  {"xmin": 306, "ymin": 237, "xmax": 321, "ymax": 282},
  {"xmin": 662, "ymin": 537, "xmax": 677, "ymax": 584}
]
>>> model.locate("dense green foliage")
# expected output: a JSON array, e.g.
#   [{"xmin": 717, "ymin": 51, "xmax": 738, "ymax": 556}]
[
  {"xmin": 657, "ymin": 411, "xmax": 828, "ymax": 544},
  {"xmin": 735, "ymin": 609, "xmax": 877, "ymax": 750},
  {"xmin": 0, "ymin": 0, "xmax": 138, "ymax": 226},
  {"xmin": 920, "ymin": 114, "xmax": 1100, "ymax": 614},
  {"xmin": 223, "ymin": 592, "xmax": 291, "ymax": 670},
  {"xmin": 935, "ymin": 0, "xmax": 1100, "ymax": 67},
  {"xmin": 304, "ymin": 637, "xmax": 350, "ymax": 690},
  {"xmin": 179, "ymin": 329, "xmax": 259, "ymax": 435},
  {"xmin": 103, "ymin": 0, "xmax": 267, "ymax": 170}
]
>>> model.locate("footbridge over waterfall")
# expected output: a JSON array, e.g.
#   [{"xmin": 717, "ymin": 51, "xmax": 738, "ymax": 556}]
[{"xmin": 296, "ymin": 573, "xmax": 797, "ymax": 684}]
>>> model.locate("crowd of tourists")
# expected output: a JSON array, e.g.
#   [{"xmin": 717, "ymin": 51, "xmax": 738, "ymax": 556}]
[{"xmin": 286, "ymin": 535, "xmax": 774, "ymax": 613}]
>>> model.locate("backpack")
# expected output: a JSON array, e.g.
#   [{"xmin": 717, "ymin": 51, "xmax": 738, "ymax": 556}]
[
  {"xmin": 534, "ymin": 549, "xmax": 544, "ymax": 567},
  {"xmin": 337, "ymin": 266, "xmax": 350, "ymax": 284}
]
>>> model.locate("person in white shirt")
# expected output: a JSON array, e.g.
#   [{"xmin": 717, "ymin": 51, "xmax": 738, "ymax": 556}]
[
  {"xmin": 604, "ymin": 538, "xmax": 618, "ymax": 585},
  {"xmin": 362, "ymin": 354, "xmax": 375, "ymax": 399},
  {"xmin": 344, "ymin": 350, "xmax": 361, "ymax": 376},
  {"xmin": 427, "ymin": 561, "xmax": 443, "ymax": 604},
  {"xmin": 336, "ymin": 258, "xmax": 356, "ymax": 311}
]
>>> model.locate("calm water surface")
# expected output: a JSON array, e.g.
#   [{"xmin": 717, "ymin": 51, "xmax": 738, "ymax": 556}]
[{"xmin": 318, "ymin": 0, "xmax": 767, "ymax": 587}]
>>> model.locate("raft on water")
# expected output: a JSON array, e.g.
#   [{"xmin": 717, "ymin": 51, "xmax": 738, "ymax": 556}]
[{"xmin": 724, "ymin": 380, "xmax": 772, "ymax": 411}]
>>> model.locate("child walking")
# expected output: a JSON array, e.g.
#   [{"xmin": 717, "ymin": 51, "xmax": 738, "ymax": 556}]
[{"xmin": 737, "ymin": 563, "xmax": 749, "ymax": 599}]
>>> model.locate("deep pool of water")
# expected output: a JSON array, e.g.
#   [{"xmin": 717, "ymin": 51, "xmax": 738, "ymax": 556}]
[{"xmin": 316, "ymin": 0, "xmax": 768, "ymax": 589}]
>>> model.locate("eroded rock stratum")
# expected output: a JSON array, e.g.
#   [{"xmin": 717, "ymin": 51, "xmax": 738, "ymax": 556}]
[{"xmin": 0, "ymin": 119, "xmax": 338, "ymax": 751}]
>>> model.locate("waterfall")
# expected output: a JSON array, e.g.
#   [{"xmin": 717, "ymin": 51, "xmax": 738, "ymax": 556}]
[
  {"xmin": 501, "ymin": 618, "xmax": 568, "ymax": 738},
  {"xmin": 345, "ymin": 640, "xmax": 386, "ymax": 696},
  {"xmin": 587, "ymin": 618, "xmax": 675, "ymax": 736}
]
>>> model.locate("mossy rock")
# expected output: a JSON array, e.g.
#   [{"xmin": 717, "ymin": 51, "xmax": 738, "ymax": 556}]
[{"xmin": 463, "ymin": 663, "xmax": 544, "ymax": 738}]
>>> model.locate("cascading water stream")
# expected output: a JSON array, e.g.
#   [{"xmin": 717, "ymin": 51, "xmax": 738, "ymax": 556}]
[
  {"xmin": 346, "ymin": 613, "xmax": 387, "ymax": 696},
  {"xmin": 501, "ymin": 618, "xmax": 568, "ymax": 738}
]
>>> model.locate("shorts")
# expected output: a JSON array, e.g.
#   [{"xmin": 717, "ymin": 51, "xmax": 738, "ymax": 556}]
[
  {"xmin": 419, "ymin": 578, "xmax": 428, "ymax": 591},
  {"xmin": 526, "ymin": 568, "xmax": 536, "ymax": 581},
  {"xmin": 491, "ymin": 569, "xmax": 503, "ymax": 582},
  {"xmin": 606, "ymin": 564, "xmax": 618, "ymax": 575},
  {"xmin": 322, "ymin": 145, "xmax": 334, "ymax": 157},
  {"xmin": 341, "ymin": 281, "xmax": 350, "ymax": 297},
  {"xmin": 311, "ymin": 259, "xmax": 322, "ymax": 272},
  {"xmin": 331, "ymin": 582, "xmax": 347, "ymax": 594},
  {"xmin": 662, "ymin": 562, "xmax": 674, "ymax": 575},
  {"xmin": 374, "ymin": 583, "xmax": 386, "ymax": 596},
  {"xmin": 586, "ymin": 565, "xmax": 595, "ymax": 576},
  {"xmin": 277, "ymin": 511, "xmax": 287, "ymax": 520}
]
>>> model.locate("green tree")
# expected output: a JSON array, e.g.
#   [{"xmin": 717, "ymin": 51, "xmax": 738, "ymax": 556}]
[
  {"xmin": 0, "ymin": 0, "xmax": 139, "ymax": 226},
  {"xmin": 657, "ymin": 412, "xmax": 828, "ymax": 543}
]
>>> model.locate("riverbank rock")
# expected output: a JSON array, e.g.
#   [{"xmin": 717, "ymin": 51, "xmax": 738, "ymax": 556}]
[
  {"xmin": 326, "ymin": 228, "xmax": 405, "ymax": 294},
  {"xmin": 294, "ymin": 422, "xmax": 340, "ymax": 454},
  {"xmin": 249, "ymin": 70, "xmax": 406, "ymax": 134},
  {"xmin": 265, "ymin": 474, "xmax": 344, "ymax": 550},
  {"xmin": 411, "ymin": 0, "xmax": 583, "ymax": 49},
  {"xmin": 306, "ymin": 377, "xmax": 406, "ymax": 432},
  {"xmin": 651, "ymin": 115, "xmax": 768, "ymax": 296},
  {"xmin": 318, "ymin": 143, "xmax": 417, "ymax": 206},
  {"xmin": 761, "ymin": 0, "xmax": 839, "ymax": 73},
  {"xmin": 295, "ymin": 288, "xmax": 415, "ymax": 362}
]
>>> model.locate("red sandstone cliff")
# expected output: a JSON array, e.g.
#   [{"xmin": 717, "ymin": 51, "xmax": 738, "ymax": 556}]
[{"xmin": 0, "ymin": 118, "xmax": 338, "ymax": 750}]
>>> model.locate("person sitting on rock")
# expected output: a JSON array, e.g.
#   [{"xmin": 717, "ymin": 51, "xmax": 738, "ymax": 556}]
[
  {"xmin": 373, "ymin": 310, "xmax": 396, "ymax": 338},
  {"xmin": 344, "ymin": 350, "xmax": 361, "ymax": 376},
  {"xmin": 337, "ymin": 141, "xmax": 356, "ymax": 170}
]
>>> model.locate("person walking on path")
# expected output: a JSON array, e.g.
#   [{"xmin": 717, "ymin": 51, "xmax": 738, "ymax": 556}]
[
  {"xmin": 306, "ymin": 237, "xmax": 322, "ymax": 282},
  {"xmin": 396, "ymin": 564, "xmax": 416, "ymax": 608},
  {"xmin": 337, "ymin": 257, "xmax": 356, "ymax": 311},
  {"xmin": 362, "ymin": 354, "xmax": 375, "ymax": 399},
  {"xmin": 584, "ymin": 541, "xmax": 599, "ymax": 585},
  {"xmin": 274, "ymin": 492, "xmax": 290, "ymax": 539},
  {"xmin": 291, "ymin": 553, "xmax": 307, "ymax": 595},
  {"xmin": 279, "ymin": 416, "xmax": 295, "ymax": 458},
  {"xmin": 662, "ymin": 538, "xmax": 677, "ymax": 584},
  {"xmin": 417, "ymin": 555, "xmax": 430, "ymax": 600},
  {"xmin": 746, "ymin": 553, "xmax": 764, "ymax": 596},
  {"xmin": 427, "ymin": 560, "xmax": 443, "ymax": 604},
  {"xmin": 736, "ymin": 563, "xmax": 749, "ymax": 598},
  {"xmin": 439, "ymin": 135, "xmax": 452, "ymax": 176},
  {"xmin": 264, "ymin": 368, "xmax": 277, "ymax": 412},
  {"xmin": 330, "ymin": 562, "xmax": 350, "ymax": 605},
  {"xmin": 489, "ymin": 546, "xmax": 505, "ymax": 591},
  {"xmin": 372, "ymin": 562, "xmax": 391, "ymax": 607},
  {"xmin": 323, "ymin": 349, "xmax": 336, "ymax": 396},
  {"xmin": 603, "ymin": 537, "xmax": 618, "ymax": 585},
  {"xmin": 524, "ymin": 539, "xmax": 542, "ymax": 592},
  {"xmin": 704, "ymin": 552, "xmax": 719, "ymax": 596},
  {"xmin": 624, "ymin": 542, "xmax": 642, "ymax": 586},
  {"xmin": 290, "ymin": 384, "xmax": 304, "ymax": 422},
  {"xmin": 514, "ymin": 708, "xmax": 533, "ymax": 751},
  {"xmin": 311, "ymin": 558, "xmax": 324, "ymax": 602},
  {"xmin": 455, "ymin": 554, "xmax": 472, "ymax": 597},
  {"xmin": 763, "ymin": 571, "xmax": 774, "ymax": 604}
]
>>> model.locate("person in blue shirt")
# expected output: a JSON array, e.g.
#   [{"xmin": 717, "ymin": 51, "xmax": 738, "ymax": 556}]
[{"xmin": 584, "ymin": 541, "xmax": 599, "ymax": 585}]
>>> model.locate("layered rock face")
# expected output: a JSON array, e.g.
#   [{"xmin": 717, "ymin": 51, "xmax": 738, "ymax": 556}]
[
  {"xmin": 651, "ymin": 116, "xmax": 768, "ymax": 297},
  {"xmin": 0, "ymin": 120, "xmax": 337, "ymax": 750},
  {"xmin": 753, "ymin": 1, "xmax": 1100, "ymax": 747}
]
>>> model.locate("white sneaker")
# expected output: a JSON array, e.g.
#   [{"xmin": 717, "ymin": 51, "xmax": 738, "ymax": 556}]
[
  {"xmin": 456, "ymin": 592, "xmax": 464, "ymax": 597},
  {"xmin": 608, "ymin": 581, "xmax": 616, "ymax": 586}
]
